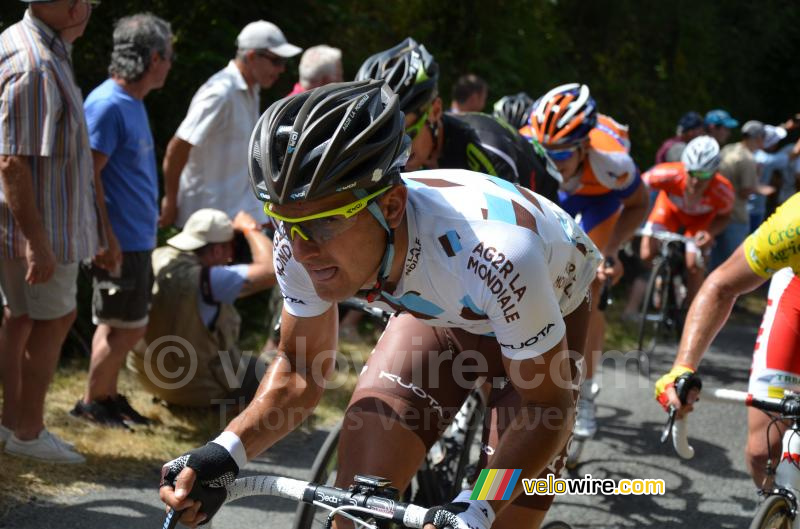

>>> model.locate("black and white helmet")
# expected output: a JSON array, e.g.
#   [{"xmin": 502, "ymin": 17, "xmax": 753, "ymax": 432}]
[
  {"xmin": 248, "ymin": 80, "xmax": 409, "ymax": 205},
  {"xmin": 493, "ymin": 92, "xmax": 534, "ymax": 130},
  {"xmin": 681, "ymin": 135, "xmax": 720, "ymax": 173},
  {"xmin": 355, "ymin": 37, "xmax": 439, "ymax": 117}
]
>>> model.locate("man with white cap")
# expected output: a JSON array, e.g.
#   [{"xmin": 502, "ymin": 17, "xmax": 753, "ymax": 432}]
[
  {"xmin": 712, "ymin": 120, "xmax": 766, "ymax": 268},
  {"xmin": 127, "ymin": 209, "xmax": 275, "ymax": 407},
  {"xmin": 159, "ymin": 20, "xmax": 301, "ymax": 228}
]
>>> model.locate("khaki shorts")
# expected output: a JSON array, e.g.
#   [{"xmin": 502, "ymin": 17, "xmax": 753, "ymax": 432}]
[{"xmin": 0, "ymin": 259, "xmax": 78, "ymax": 320}]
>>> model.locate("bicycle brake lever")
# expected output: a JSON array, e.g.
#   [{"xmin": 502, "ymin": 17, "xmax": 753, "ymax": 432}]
[
  {"xmin": 163, "ymin": 507, "xmax": 184, "ymax": 529},
  {"xmin": 660, "ymin": 407, "xmax": 677, "ymax": 444}
]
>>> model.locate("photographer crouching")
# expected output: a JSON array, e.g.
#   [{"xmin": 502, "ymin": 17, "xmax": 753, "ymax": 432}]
[{"xmin": 127, "ymin": 209, "xmax": 275, "ymax": 408}]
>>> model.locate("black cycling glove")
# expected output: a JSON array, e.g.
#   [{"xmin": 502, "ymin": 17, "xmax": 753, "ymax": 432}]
[{"xmin": 160, "ymin": 441, "xmax": 240, "ymax": 525}]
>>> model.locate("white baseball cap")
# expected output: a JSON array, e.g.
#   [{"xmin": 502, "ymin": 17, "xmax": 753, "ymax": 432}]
[
  {"xmin": 168, "ymin": 209, "xmax": 234, "ymax": 251},
  {"xmin": 236, "ymin": 20, "xmax": 302, "ymax": 58},
  {"xmin": 763, "ymin": 125, "xmax": 788, "ymax": 149}
]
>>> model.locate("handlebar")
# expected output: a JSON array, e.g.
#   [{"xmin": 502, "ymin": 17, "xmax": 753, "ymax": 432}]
[
  {"xmin": 635, "ymin": 229, "xmax": 696, "ymax": 245},
  {"xmin": 163, "ymin": 474, "xmax": 430, "ymax": 529},
  {"xmin": 670, "ymin": 388, "xmax": 800, "ymax": 460}
]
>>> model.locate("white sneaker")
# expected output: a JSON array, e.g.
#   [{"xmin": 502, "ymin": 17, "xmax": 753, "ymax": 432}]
[
  {"xmin": 5, "ymin": 429, "xmax": 85, "ymax": 464},
  {"xmin": 0, "ymin": 424, "xmax": 74, "ymax": 449},
  {"xmin": 573, "ymin": 397, "xmax": 597, "ymax": 439}
]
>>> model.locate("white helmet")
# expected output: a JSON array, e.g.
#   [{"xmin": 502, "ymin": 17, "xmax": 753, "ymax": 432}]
[{"xmin": 681, "ymin": 135, "xmax": 720, "ymax": 172}]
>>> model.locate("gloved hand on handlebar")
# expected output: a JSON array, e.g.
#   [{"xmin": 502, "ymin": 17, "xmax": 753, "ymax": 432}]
[
  {"xmin": 159, "ymin": 432, "xmax": 246, "ymax": 527},
  {"xmin": 655, "ymin": 365, "xmax": 699, "ymax": 412},
  {"xmin": 423, "ymin": 490, "xmax": 495, "ymax": 529}
]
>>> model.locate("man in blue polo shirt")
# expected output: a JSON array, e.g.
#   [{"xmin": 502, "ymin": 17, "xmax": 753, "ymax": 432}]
[{"xmin": 71, "ymin": 13, "xmax": 173, "ymax": 428}]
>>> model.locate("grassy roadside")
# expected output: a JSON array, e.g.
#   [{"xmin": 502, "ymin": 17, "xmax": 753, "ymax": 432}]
[{"xmin": 0, "ymin": 338, "xmax": 371, "ymax": 517}]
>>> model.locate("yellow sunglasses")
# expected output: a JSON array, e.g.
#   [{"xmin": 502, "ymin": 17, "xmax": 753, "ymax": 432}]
[
  {"xmin": 405, "ymin": 106, "xmax": 431, "ymax": 140},
  {"xmin": 264, "ymin": 186, "xmax": 392, "ymax": 243}
]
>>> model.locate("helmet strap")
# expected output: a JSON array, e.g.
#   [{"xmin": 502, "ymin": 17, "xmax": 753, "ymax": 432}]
[
  {"xmin": 426, "ymin": 119, "xmax": 440, "ymax": 152},
  {"xmin": 354, "ymin": 189, "xmax": 395, "ymax": 302}
]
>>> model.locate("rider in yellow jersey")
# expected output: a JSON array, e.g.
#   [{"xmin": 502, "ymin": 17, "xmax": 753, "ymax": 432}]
[{"xmin": 656, "ymin": 191, "xmax": 800, "ymax": 489}]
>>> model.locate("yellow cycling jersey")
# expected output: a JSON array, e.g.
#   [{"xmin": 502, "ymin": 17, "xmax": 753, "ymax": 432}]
[{"xmin": 744, "ymin": 192, "xmax": 800, "ymax": 278}]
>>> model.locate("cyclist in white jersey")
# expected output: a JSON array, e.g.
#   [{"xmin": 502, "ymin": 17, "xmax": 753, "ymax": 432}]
[{"xmin": 159, "ymin": 81, "xmax": 601, "ymax": 529}]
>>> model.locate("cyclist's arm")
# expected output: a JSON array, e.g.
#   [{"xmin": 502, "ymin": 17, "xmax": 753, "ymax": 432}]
[
  {"xmin": 673, "ymin": 246, "xmax": 765, "ymax": 372},
  {"xmin": 605, "ymin": 182, "xmax": 649, "ymax": 255},
  {"xmin": 225, "ymin": 305, "xmax": 338, "ymax": 460},
  {"xmin": 486, "ymin": 336, "xmax": 573, "ymax": 514},
  {"xmin": 707, "ymin": 210, "xmax": 732, "ymax": 237}
]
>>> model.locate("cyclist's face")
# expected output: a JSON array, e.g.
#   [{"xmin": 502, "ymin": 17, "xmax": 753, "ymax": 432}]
[
  {"xmin": 548, "ymin": 142, "xmax": 586, "ymax": 180},
  {"xmin": 686, "ymin": 173, "xmax": 712, "ymax": 195},
  {"xmin": 272, "ymin": 187, "xmax": 406, "ymax": 302},
  {"xmin": 404, "ymin": 97, "xmax": 442, "ymax": 171}
]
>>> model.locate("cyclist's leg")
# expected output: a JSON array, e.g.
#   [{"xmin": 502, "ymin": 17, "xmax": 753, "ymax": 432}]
[
  {"xmin": 489, "ymin": 297, "xmax": 591, "ymax": 529},
  {"xmin": 682, "ymin": 213, "xmax": 714, "ymax": 304},
  {"xmin": 336, "ymin": 313, "xmax": 490, "ymax": 495},
  {"xmin": 746, "ymin": 269, "xmax": 800, "ymax": 488},
  {"xmin": 581, "ymin": 200, "xmax": 620, "ymax": 406}
]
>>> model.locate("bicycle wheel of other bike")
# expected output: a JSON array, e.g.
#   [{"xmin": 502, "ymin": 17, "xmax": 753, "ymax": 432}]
[
  {"xmin": 541, "ymin": 522, "xmax": 574, "ymax": 529},
  {"xmin": 748, "ymin": 494, "xmax": 794, "ymax": 529},
  {"xmin": 413, "ymin": 390, "xmax": 485, "ymax": 506},
  {"xmin": 637, "ymin": 258, "xmax": 672, "ymax": 372},
  {"xmin": 291, "ymin": 421, "xmax": 342, "ymax": 529}
]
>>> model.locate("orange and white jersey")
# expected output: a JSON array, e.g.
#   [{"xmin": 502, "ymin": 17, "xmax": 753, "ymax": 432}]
[{"xmin": 573, "ymin": 118, "xmax": 637, "ymax": 196}]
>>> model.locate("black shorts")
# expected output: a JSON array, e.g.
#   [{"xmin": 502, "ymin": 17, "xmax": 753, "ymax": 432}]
[{"xmin": 91, "ymin": 250, "xmax": 153, "ymax": 328}]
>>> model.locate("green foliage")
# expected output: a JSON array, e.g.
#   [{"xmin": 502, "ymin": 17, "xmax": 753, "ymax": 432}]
[{"xmin": 4, "ymin": 0, "xmax": 800, "ymax": 172}]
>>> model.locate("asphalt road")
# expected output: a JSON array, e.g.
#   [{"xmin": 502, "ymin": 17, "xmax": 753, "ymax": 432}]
[{"xmin": 2, "ymin": 317, "xmax": 761, "ymax": 529}]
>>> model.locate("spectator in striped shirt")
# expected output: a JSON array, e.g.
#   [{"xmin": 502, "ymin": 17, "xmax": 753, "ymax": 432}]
[{"xmin": 0, "ymin": 0, "xmax": 102, "ymax": 464}]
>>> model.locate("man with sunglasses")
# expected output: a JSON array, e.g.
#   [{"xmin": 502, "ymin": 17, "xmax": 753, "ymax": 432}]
[
  {"xmin": 355, "ymin": 38, "xmax": 561, "ymax": 202},
  {"xmin": 640, "ymin": 136, "xmax": 734, "ymax": 304},
  {"xmin": 159, "ymin": 81, "xmax": 602, "ymax": 529},
  {"xmin": 159, "ymin": 20, "xmax": 301, "ymax": 228},
  {"xmin": 521, "ymin": 83, "xmax": 649, "ymax": 441}
]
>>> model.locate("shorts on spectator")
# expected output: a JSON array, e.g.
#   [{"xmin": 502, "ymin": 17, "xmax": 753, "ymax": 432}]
[
  {"xmin": 0, "ymin": 259, "xmax": 78, "ymax": 320},
  {"xmin": 91, "ymin": 250, "xmax": 153, "ymax": 328}
]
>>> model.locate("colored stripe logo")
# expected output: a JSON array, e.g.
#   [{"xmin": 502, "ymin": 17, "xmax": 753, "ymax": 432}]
[{"xmin": 470, "ymin": 469, "xmax": 522, "ymax": 500}]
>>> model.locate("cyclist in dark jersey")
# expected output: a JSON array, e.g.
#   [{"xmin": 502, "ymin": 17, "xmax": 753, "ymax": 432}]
[{"xmin": 355, "ymin": 38, "xmax": 561, "ymax": 202}]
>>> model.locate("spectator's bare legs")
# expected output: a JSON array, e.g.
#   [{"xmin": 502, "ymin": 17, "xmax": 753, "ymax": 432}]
[
  {"xmin": 84, "ymin": 323, "xmax": 147, "ymax": 402},
  {"xmin": 0, "ymin": 308, "xmax": 32, "ymax": 430},
  {"xmin": 16, "ymin": 310, "xmax": 76, "ymax": 440}
]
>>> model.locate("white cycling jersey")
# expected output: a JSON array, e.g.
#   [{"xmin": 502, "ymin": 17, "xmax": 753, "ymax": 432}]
[{"xmin": 274, "ymin": 169, "xmax": 601, "ymax": 359}]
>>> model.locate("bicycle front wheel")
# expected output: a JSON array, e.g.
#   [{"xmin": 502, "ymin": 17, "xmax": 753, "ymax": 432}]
[
  {"xmin": 291, "ymin": 421, "xmax": 342, "ymax": 529},
  {"xmin": 637, "ymin": 258, "xmax": 672, "ymax": 366},
  {"xmin": 748, "ymin": 494, "xmax": 794, "ymax": 529}
]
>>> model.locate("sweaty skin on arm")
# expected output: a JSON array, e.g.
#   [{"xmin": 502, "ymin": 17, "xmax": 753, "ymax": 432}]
[
  {"xmin": 485, "ymin": 336, "xmax": 575, "ymax": 516},
  {"xmin": 664, "ymin": 246, "xmax": 766, "ymax": 410},
  {"xmin": 159, "ymin": 306, "xmax": 338, "ymax": 527}
]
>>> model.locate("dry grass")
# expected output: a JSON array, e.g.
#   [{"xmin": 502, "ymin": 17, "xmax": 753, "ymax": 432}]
[{"xmin": 0, "ymin": 339, "xmax": 372, "ymax": 516}]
